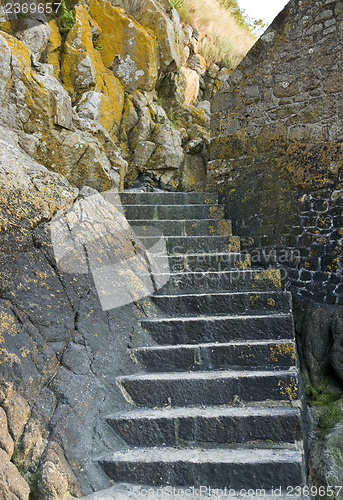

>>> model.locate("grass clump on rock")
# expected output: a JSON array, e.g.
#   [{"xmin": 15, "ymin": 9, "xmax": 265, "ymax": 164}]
[
  {"xmin": 306, "ymin": 378, "xmax": 343, "ymax": 430},
  {"xmin": 175, "ymin": 0, "xmax": 256, "ymax": 67}
]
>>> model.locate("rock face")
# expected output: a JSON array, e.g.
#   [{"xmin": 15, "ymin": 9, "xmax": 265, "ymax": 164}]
[
  {"xmin": 0, "ymin": 116, "xmax": 166, "ymax": 499},
  {"xmin": 89, "ymin": 0, "xmax": 159, "ymax": 92},
  {"xmin": 0, "ymin": 0, "xmax": 227, "ymax": 193},
  {"xmin": 0, "ymin": 130, "xmax": 78, "ymax": 253},
  {"xmin": 210, "ymin": 0, "xmax": 343, "ymax": 306},
  {"xmin": 0, "ymin": 27, "xmax": 127, "ymax": 192},
  {"xmin": 295, "ymin": 303, "xmax": 343, "ymax": 387},
  {"xmin": 0, "ymin": 158, "xmax": 161, "ymax": 498}
]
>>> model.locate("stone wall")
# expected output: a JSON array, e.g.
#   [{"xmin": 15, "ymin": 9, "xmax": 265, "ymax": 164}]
[{"xmin": 210, "ymin": 0, "xmax": 343, "ymax": 306}]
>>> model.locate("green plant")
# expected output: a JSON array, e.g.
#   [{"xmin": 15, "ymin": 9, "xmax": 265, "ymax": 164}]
[
  {"xmin": 306, "ymin": 379, "xmax": 343, "ymax": 430},
  {"xmin": 170, "ymin": 0, "xmax": 184, "ymax": 8},
  {"xmin": 170, "ymin": 0, "xmax": 186, "ymax": 19},
  {"xmin": 167, "ymin": 109, "xmax": 179, "ymax": 129},
  {"xmin": 56, "ymin": 0, "xmax": 75, "ymax": 33},
  {"xmin": 217, "ymin": 0, "xmax": 250, "ymax": 31},
  {"xmin": 96, "ymin": 42, "xmax": 103, "ymax": 52}
]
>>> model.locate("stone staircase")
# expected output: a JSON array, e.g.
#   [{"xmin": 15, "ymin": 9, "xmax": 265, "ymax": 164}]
[{"xmin": 97, "ymin": 191, "xmax": 307, "ymax": 492}]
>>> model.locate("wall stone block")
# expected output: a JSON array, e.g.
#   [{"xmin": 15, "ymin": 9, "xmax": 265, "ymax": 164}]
[{"xmin": 210, "ymin": 0, "xmax": 343, "ymax": 305}]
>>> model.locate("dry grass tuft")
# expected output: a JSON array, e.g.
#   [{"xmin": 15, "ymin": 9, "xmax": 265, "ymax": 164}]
[
  {"xmin": 179, "ymin": 0, "xmax": 256, "ymax": 68},
  {"xmin": 111, "ymin": 0, "xmax": 256, "ymax": 68}
]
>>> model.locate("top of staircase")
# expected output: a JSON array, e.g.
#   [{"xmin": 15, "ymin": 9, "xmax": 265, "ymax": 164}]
[{"xmin": 119, "ymin": 191, "xmax": 218, "ymax": 205}]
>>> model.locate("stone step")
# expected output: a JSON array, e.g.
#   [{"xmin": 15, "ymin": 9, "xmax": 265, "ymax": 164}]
[
  {"xmin": 129, "ymin": 218, "xmax": 232, "ymax": 236},
  {"xmin": 119, "ymin": 191, "xmax": 219, "ymax": 205},
  {"xmin": 122, "ymin": 204, "xmax": 225, "ymax": 220},
  {"xmin": 156, "ymin": 269, "xmax": 282, "ymax": 294},
  {"xmin": 138, "ymin": 235, "xmax": 240, "ymax": 255},
  {"xmin": 157, "ymin": 251, "xmax": 251, "ymax": 273},
  {"xmin": 150, "ymin": 291, "xmax": 292, "ymax": 317},
  {"xmin": 97, "ymin": 447, "xmax": 304, "ymax": 489},
  {"xmin": 117, "ymin": 369, "xmax": 300, "ymax": 407},
  {"xmin": 132, "ymin": 340, "xmax": 297, "ymax": 373},
  {"xmin": 81, "ymin": 483, "xmax": 309, "ymax": 500},
  {"xmin": 106, "ymin": 406, "xmax": 303, "ymax": 447},
  {"xmin": 140, "ymin": 313, "xmax": 295, "ymax": 345}
]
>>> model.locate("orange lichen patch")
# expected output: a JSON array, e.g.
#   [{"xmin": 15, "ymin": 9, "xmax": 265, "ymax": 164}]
[
  {"xmin": 46, "ymin": 19, "xmax": 62, "ymax": 79},
  {"xmin": 1, "ymin": 32, "xmax": 56, "ymax": 141},
  {"xmin": 236, "ymin": 254, "xmax": 250, "ymax": 270},
  {"xmin": 228, "ymin": 236, "xmax": 240, "ymax": 253},
  {"xmin": 282, "ymin": 143, "xmax": 343, "ymax": 190},
  {"xmin": 0, "ymin": 31, "xmax": 31, "ymax": 69},
  {"xmin": 278, "ymin": 378, "xmax": 298, "ymax": 401},
  {"xmin": 184, "ymin": 68, "xmax": 199, "ymax": 105},
  {"xmin": 99, "ymin": 72, "xmax": 125, "ymax": 134},
  {"xmin": 253, "ymin": 269, "xmax": 281, "ymax": 288},
  {"xmin": 0, "ymin": 145, "xmax": 77, "ymax": 237},
  {"xmin": 0, "ymin": 22, "xmax": 12, "ymax": 34},
  {"xmin": 89, "ymin": 0, "xmax": 159, "ymax": 92},
  {"xmin": 269, "ymin": 343, "xmax": 296, "ymax": 363},
  {"xmin": 0, "ymin": 311, "xmax": 19, "ymax": 337},
  {"xmin": 61, "ymin": 4, "xmax": 124, "ymax": 133},
  {"xmin": 61, "ymin": 5, "xmax": 101, "ymax": 93},
  {"xmin": 204, "ymin": 195, "xmax": 213, "ymax": 205},
  {"xmin": 249, "ymin": 295, "xmax": 260, "ymax": 305},
  {"xmin": 20, "ymin": 347, "xmax": 30, "ymax": 358}
]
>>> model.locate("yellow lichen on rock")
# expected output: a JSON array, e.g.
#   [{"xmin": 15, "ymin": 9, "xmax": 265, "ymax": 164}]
[
  {"xmin": 278, "ymin": 378, "xmax": 298, "ymax": 401},
  {"xmin": 0, "ymin": 140, "xmax": 78, "ymax": 244},
  {"xmin": 61, "ymin": 5, "xmax": 101, "ymax": 94},
  {"xmin": 0, "ymin": 32, "xmax": 56, "ymax": 140},
  {"xmin": 45, "ymin": 20, "xmax": 62, "ymax": 79},
  {"xmin": 0, "ymin": 31, "xmax": 31, "ymax": 72},
  {"xmin": 139, "ymin": 0, "xmax": 183, "ymax": 72},
  {"xmin": 269, "ymin": 343, "xmax": 296, "ymax": 364},
  {"xmin": 89, "ymin": 0, "xmax": 159, "ymax": 92},
  {"xmin": 99, "ymin": 72, "xmax": 125, "ymax": 137},
  {"xmin": 184, "ymin": 68, "xmax": 200, "ymax": 105},
  {"xmin": 61, "ymin": 4, "xmax": 124, "ymax": 135}
]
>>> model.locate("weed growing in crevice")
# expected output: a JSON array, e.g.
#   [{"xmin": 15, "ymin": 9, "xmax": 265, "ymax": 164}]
[{"xmin": 56, "ymin": 0, "xmax": 75, "ymax": 33}]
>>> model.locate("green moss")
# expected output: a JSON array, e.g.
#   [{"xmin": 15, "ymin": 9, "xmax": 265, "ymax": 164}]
[
  {"xmin": 167, "ymin": 109, "xmax": 180, "ymax": 130},
  {"xmin": 11, "ymin": 448, "xmax": 26, "ymax": 475},
  {"xmin": 306, "ymin": 378, "xmax": 343, "ymax": 430}
]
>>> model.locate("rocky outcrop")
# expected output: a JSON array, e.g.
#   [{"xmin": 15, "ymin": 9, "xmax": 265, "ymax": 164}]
[
  {"xmin": 296, "ymin": 303, "xmax": 343, "ymax": 386},
  {"xmin": 0, "ymin": 129, "xmax": 78, "ymax": 253},
  {"xmin": 0, "ymin": 403, "xmax": 29, "ymax": 500},
  {"xmin": 0, "ymin": 27, "xmax": 127, "ymax": 192},
  {"xmin": 0, "ymin": 0, "xmax": 230, "ymax": 193}
]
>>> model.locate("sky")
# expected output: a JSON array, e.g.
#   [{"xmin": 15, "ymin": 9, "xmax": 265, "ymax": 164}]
[{"xmin": 238, "ymin": 0, "xmax": 290, "ymax": 26}]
